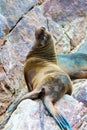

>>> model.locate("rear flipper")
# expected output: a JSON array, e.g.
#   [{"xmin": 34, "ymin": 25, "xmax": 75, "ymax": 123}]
[
  {"xmin": 43, "ymin": 96, "xmax": 72, "ymax": 130},
  {"xmin": 54, "ymin": 113, "xmax": 72, "ymax": 130},
  {"xmin": 70, "ymin": 70, "xmax": 87, "ymax": 79}
]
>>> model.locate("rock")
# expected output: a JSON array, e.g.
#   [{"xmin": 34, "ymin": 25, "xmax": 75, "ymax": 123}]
[
  {"xmin": 0, "ymin": 0, "xmax": 40, "ymax": 28},
  {"xmin": 0, "ymin": 41, "xmax": 27, "ymax": 93},
  {"xmin": 0, "ymin": 66, "xmax": 5, "ymax": 80},
  {"xmin": 0, "ymin": 14, "xmax": 9, "ymax": 49},
  {"xmin": 0, "ymin": 7, "xmax": 47, "ymax": 94},
  {"xmin": 4, "ymin": 99, "xmax": 60, "ymax": 130},
  {"xmin": 72, "ymin": 37, "xmax": 87, "ymax": 54},
  {"xmin": 38, "ymin": 0, "xmax": 45, "ymax": 5},
  {"xmin": 0, "ymin": 14, "xmax": 9, "ymax": 37},
  {"xmin": 43, "ymin": 0, "xmax": 87, "ymax": 51},
  {"xmin": 47, "ymin": 18, "xmax": 70, "ymax": 54},
  {"xmin": 55, "ymin": 34, "xmax": 70, "ymax": 54},
  {"xmin": 0, "ymin": 65, "xmax": 13, "ymax": 117},
  {"xmin": 66, "ymin": 17, "xmax": 86, "ymax": 49},
  {"xmin": 0, "ymin": 94, "xmax": 11, "ymax": 115},
  {"xmin": 0, "ymin": 65, "xmax": 12, "ymax": 122},
  {"xmin": 0, "ymin": 40, "xmax": 24, "ymax": 86},
  {"xmin": 55, "ymin": 95, "xmax": 87, "ymax": 129},
  {"xmin": 0, "ymin": 6, "xmax": 47, "ymax": 121},
  {"xmin": 8, "ymin": 6, "xmax": 47, "ymax": 62},
  {"xmin": 72, "ymin": 80, "xmax": 87, "ymax": 107},
  {"xmin": 43, "ymin": 0, "xmax": 87, "ymax": 24},
  {"xmin": 4, "ymin": 95, "xmax": 87, "ymax": 130},
  {"xmin": 73, "ymin": 115, "xmax": 87, "ymax": 130}
]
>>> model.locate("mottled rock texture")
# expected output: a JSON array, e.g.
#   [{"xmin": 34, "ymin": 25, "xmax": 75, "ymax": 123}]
[
  {"xmin": 0, "ymin": 0, "xmax": 39, "ymax": 28},
  {"xmin": 43, "ymin": 0, "xmax": 87, "ymax": 51},
  {"xmin": 73, "ymin": 80, "xmax": 87, "ymax": 107},
  {"xmin": 3, "ymin": 96, "xmax": 87, "ymax": 130},
  {"xmin": 0, "ymin": 0, "xmax": 87, "ymax": 129},
  {"xmin": 0, "ymin": 14, "xmax": 9, "ymax": 50}
]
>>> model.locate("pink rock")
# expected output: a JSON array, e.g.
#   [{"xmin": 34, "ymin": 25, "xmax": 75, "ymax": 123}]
[
  {"xmin": 0, "ymin": 14, "xmax": 9, "ymax": 37},
  {"xmin": 0, "ymin": 14, "xmax": 9, "ymax": 49},
  {"xmin": 72, "ymin": 80, "xmax": 87, "ymax": 107},
  {"xmin": 4, "ymin": 95, "xmax": 87, "ymax": 130},
  {"xmin": 43, "ymin": 0, "xmax": 87, "ymax": 23}
]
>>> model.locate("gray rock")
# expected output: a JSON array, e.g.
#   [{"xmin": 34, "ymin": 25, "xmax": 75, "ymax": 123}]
[
  {"xmin": 72, "ymin": 80, "xmax": 87, "ymax": 106},
  {"xmin": 0, "ymin": 14, "xmax": 9, "ymax": 49},
  {"xmin": 0, "ymin": 0, "xmax": 38, "ymax": 28},
  {"xmin": 43, "ymin": 0, "xmax": 87, "ymax": 51},
  {"xmin": 46, "ymin": 18, "xmax": 70, "ymax": 54},
  {"xmin": 43, "ymin": 0, "xmax": 87, "ymax": 24},
  {"xmin": 8, "ymin": 6, "xmax": 47, "ymax": 61},
  {"xmin": 66, "ymin": 17, "xmax": 86, "ymax": 48},
  {"xmin": 75, "ymin": 39, "xmax": 87, "ymax": 54},
  {"xmin": 0, "ymin": 14, "xmax": 9, "ymax": 37},
  {"xmin": 4, "ymin": 95, "xmax": 87, "ymax": 130}
]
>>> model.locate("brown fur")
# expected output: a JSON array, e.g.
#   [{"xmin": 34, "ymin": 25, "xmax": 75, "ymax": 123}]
[
  {"xmin": 21, "ymin": 27, "xmax": 72, "ymax": 129},
  {"xmin": 5, "ymin": 27, "xmax": 72, "ymax": 130}
]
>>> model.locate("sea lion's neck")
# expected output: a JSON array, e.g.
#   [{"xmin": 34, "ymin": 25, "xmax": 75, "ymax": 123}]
[{"xmin": 26, "ymin": 40, "xmax": 57, "ymax": 64}]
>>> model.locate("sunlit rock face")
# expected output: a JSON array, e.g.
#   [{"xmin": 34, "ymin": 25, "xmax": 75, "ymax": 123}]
[{"xmin": 4, "ymin": 96, "xmax": 87, "ymax": 130}]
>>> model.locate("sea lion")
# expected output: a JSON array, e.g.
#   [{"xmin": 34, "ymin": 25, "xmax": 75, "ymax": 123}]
[
  {"xmin": 5, "ymin": 27, "xmax": 72, "ymax": 130},
  {"xmin": 57, "ymin": 53, "xmax": 87, "ymax": 79}
]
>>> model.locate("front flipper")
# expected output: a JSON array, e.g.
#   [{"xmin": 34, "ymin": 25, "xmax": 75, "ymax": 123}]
[
  {"xmin": 7, "ymin": 89, "xmax": 41, "ymax": 113},
  {"xmin": 43, "ymin": 96, "xmax": 72, "ymax": 130}
]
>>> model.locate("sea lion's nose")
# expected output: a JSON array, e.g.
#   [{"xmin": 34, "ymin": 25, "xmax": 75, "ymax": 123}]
[{"xmin": 41, "ymin": 27, "xmax": 46, "ymax": 31}]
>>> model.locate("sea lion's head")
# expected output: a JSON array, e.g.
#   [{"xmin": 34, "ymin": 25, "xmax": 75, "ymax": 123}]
[{"xmin": 35, "ymin": 27, "xmax": 52, "ymax": 47}]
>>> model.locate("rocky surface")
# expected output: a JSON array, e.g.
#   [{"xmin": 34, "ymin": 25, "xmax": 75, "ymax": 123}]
[
  {"xmin": 0, "ymin": 14, "xmax": 10, "ymax": 49},
  {"xmin": 0, "ymin": 0, "xmax": 87, "ymax": 129},
  {"xmin": 72, "ymin": 38, "xmax": 87, "ymax": 54},
  {"xmin": 0, "ymin": 0, "xmax": 44, "ymax": 28},
  {"xmin": 43, "ymin": 0, "xmax": 87, "ymax": 51},
  {"xmin": 72, "ymin": 79, "xmax": 87, "ymax": 107},
  {"xmin": 3, "ymin": 96, "xmax": 87, "ymax": 130}
]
